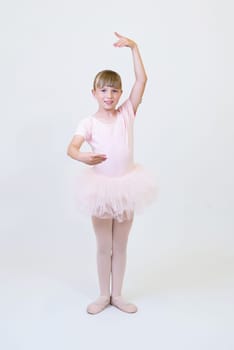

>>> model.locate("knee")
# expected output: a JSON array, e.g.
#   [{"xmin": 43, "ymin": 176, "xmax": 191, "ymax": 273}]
[
  {"xmin": 97, "ymin": 244, "xmax": 112, "ymax": 257},
  {"xmin": 112, "ymin": 243, "xmax": 127, "ymax": 256}
]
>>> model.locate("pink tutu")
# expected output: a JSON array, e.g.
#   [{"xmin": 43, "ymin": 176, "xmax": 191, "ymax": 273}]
[{"xmin": 75, "ymin": 164, "xmax": 157, "ymax": 222}]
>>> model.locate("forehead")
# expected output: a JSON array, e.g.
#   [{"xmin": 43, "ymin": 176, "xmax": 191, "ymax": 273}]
[{"xmin": 97, "ymin": 85, "xmax": 121, "ymax": 90}]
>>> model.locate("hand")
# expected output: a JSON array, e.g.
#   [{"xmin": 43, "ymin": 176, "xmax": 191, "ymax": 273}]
[
  {"xmin": 113, "ymin": 32, "xmax": 137, "ymax": 49},
  {"xmin": 78, "ymin": 152, "xmax": 107, "ymax": 165}
]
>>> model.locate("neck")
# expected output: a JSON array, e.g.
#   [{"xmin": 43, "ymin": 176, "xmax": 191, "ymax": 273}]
[{"xmin": 95, "ymin": 107, "xmax": 117, "ymax": 119}]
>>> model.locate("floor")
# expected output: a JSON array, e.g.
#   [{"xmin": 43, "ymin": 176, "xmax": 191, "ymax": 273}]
[{"xmin": 1, "ymin": 257, "xmax": 233, "ymax": 350}]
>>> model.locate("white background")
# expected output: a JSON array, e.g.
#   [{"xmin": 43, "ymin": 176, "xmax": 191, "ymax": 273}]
[{"xmin": 0, "ymin": 0, "xmax": 234, "ymax": 349}]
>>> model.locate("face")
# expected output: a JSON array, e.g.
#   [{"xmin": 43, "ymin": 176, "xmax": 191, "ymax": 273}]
[{"xmin": 92, "ymin": 86, "xmax": 122, "ymax": 111}]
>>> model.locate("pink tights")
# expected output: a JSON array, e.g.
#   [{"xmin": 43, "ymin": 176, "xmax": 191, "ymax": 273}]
[{"xmin": 91, "ymin": 216, "xmax": 133, "ymax": 298}]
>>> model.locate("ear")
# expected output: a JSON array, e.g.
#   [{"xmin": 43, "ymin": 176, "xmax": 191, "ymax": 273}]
[{"xmin": 91, "ymin": 89, "xmax": 96, "ymax": 97}]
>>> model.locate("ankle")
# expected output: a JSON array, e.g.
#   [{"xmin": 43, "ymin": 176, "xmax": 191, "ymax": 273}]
[
  {"xmin": 111, "ymin": 294, "xmax": 122, "ymax": 299},
  {"xmin": 100, "ymin": 294, "xmax": 110, "ymax": 300},
  {"xmin": 99, "ymin": 295, "xmax": 110, "ymax": 302}
]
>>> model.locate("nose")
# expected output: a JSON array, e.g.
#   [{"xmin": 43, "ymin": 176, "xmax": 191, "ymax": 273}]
[{"xmin": 106, "ymin": 88, "xmax": 112, "ymax": 98}]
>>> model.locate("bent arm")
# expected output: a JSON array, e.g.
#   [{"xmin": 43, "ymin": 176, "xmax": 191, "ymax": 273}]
[
  {"xmin": 67, "ymin": 134, "xmax": 85, "ymax": 161},
  {"xmin": 67, "ymin": 135, "xmax": 107, "ymax": 165}
]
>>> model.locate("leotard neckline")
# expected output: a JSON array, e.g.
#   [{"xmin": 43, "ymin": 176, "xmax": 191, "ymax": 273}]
[{"xmin": 91, "ymin": 114, "xmax": 118, "ymax": 125}]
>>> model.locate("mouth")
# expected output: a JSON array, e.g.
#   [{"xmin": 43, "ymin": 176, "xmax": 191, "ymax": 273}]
[{"xmin": 104, "ymin": 100, "xmax": 114, "ymax": 106}]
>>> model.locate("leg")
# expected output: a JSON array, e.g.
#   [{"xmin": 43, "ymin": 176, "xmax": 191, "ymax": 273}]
[
  {"xmin": 92, "ymin": 216, "xmax": 113, "ymax": 297},
  {"xmin": 111, "ymin": 216, "xmax": 137, "ymax": 313},
  {"xmin": 111, "ymin": 217, "xmax": 133, "ymax": 297},
  {"xmin": 87, "ymin": 216, "xmax": 112, "ymax": 314}
]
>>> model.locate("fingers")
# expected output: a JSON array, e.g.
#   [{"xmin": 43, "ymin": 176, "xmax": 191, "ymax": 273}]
[
  {"xmin": 80, "ymin": 152, "xmax": 107, "ymax": 165},
  {"xmin": 113, "ymin": 31, "xmax": 126, "ymax": 47},
  {"xmin": 92, "ymin": 153, "xmax": 107, "ymax": 160},
  {"xmin": 113, "ymin": 40, "xmax": 126, "ymax": 47},
  {"xmin": 113, "ymin": 32, "xmax": 135, "ymax": 48},
  {"xmin": 91, "ymin": 153, "xmax": 107, "ymax": 164},
  {"xmin": 114, "ymin": 31, "xmax": 123, "ymax": 39}
]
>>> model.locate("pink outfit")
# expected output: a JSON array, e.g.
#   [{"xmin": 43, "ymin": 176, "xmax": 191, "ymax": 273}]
[{"xmin": 74, "ymin": 99, "xmax": 157, "ymax": 222}]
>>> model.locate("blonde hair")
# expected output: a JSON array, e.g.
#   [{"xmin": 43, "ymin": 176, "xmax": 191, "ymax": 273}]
[{"xmin": 93, "ymin": 70, "xmax": 122, "ymax": 90}]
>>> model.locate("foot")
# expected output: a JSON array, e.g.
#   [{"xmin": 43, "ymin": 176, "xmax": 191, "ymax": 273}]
[
  {"xmin": 86, "ymin": 296, "xmax": 110, "ymax": 315},
  {"xmin": 110, "ymin": 296, "xmax": 138, "ymax": 313}
]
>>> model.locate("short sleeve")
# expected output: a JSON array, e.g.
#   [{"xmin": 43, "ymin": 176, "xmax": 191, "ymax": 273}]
[
  {"xmin": 74, "ymin": 117, "xmax": 92, "ymax": 142},
  {"xmin": 118, "ymin": 99, "xmax": 136, "ymax": 120}
]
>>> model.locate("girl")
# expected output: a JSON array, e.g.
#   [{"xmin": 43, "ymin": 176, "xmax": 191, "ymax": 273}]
[{"xmin": 67, "ymin": 32, "xmax": 156, "ymax": 314}]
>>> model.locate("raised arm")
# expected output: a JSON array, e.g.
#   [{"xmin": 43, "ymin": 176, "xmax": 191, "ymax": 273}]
[{"xmin": 113, "ymin": 32, "xmax": 147, "ymax": 113}]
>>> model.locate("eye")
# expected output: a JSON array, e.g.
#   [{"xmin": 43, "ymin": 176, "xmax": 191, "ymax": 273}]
[
  {"xmin": 112, "ymin": 89, "xmax": 119, "ymax": 93},
  {"xmin": 101, "ymin": 89, "xmax": 106, "ymax": 92}
]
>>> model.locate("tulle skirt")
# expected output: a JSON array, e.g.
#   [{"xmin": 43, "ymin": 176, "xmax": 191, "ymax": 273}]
[{"xmin": 75, "ymin": 164, "xmax": 157, "ymax": 222}]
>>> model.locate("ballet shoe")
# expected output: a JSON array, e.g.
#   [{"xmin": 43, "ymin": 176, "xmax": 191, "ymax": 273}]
[
  {"xmin": 110, "ymin": 296, "xmax": 138, "ymax": 313},
  {"xmin": 86, "ymin": 296, "xmax": 110, "ymax": 315}
]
